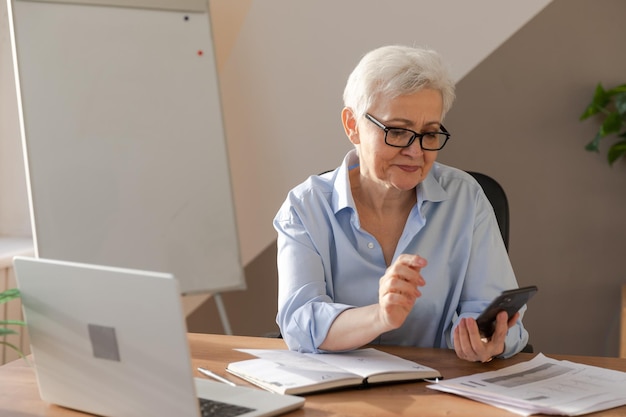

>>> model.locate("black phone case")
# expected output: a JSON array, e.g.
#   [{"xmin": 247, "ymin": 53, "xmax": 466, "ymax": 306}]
[{"xmin": 475, "ymin": 286, "xmax": 538, "ymax": 338}]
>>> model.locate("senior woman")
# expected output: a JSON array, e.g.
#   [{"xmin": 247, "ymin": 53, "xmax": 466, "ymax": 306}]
[{"xmin": 274, "ymin": 45, "xmax": 529, "ymax": 363}]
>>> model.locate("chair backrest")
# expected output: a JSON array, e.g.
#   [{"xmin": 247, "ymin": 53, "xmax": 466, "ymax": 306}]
[{"xmin": 465, "ymin": 171, "xmax": 510, "ymax": 252}]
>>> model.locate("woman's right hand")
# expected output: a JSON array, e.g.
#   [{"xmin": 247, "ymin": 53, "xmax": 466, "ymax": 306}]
[
  {"xmin": 377, "ymin": 254, "xmax": 427, "ymax": 330},
  {"xmin": 319, "ymin": 254, "xmax": 427, "ymax": 351}
]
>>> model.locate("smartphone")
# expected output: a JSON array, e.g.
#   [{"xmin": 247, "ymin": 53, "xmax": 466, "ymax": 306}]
[{"xmin": 475, "ymin": 285, "xmax": 538, "ymax": 338}]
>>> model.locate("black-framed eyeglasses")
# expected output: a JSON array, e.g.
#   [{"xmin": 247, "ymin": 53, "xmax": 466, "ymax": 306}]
[{"xmin": 364, "ymin": 113, "xmax": 451, "ymax": 151}]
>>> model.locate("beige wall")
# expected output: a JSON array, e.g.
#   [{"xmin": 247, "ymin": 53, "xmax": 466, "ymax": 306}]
[
  {"xmin": 209, "ymin": 0, "xmax": 552, "ymax": 266},
  {"xmin": 190, "ymin": 0, "xmax": 626, "ymax": 358}
]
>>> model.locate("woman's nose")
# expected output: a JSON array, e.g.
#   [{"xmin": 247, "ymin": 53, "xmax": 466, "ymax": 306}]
[{"xmin": 400, "ymin": 139, "xmax": 425, "ymax": 157}]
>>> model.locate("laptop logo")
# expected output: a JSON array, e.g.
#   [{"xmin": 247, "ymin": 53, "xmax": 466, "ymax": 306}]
[{"xmin": 88, "ymin": 324, "xmax": 121, "ymax": 361}]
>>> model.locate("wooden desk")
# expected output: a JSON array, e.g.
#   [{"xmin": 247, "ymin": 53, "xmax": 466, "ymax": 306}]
[{"xmin": 1, "ymin": 333, "xmax": 626, "ymax": 416}]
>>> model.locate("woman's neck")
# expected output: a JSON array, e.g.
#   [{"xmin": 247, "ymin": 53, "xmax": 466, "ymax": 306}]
[{"xmin": 349, "ymin": 168, "xmax": 416, "ymax": 215}]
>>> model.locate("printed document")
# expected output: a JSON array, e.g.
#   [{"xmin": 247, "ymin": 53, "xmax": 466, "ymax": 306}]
[{"xmin": 427, "ymin": 353, "xmax": 626, "ymax": 416}]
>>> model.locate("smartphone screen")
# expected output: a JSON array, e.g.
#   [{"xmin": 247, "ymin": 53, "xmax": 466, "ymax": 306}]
[{"xmin": 475, "ymin": 285, "xmax": 538, "ymax": 338}]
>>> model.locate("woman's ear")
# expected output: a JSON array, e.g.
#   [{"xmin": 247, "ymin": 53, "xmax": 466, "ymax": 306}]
[{"xmin": 341, "ymin": 107, "xmax": 360, "ymax": 145}]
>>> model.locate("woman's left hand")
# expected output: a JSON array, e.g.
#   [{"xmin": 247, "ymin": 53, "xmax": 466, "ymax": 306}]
[{"xmin": 453, "ymin": 311, "xmax": 519, "ymax": 362}]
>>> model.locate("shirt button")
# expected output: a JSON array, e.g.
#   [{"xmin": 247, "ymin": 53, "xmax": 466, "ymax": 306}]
[{"xmin": 367, "ymin": 242, "xmax": 374, "ymax": 249}]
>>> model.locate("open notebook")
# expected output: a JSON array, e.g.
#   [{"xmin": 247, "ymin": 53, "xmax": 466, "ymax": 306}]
[{"xmin": 13, "ymin": 256, "xmax": 304, "ymax": 417}]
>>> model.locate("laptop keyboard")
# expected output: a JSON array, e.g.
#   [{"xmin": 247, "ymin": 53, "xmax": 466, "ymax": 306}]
[{"xmin": 199, "ymin": 398, "xmax": 256, "ymax": 417}]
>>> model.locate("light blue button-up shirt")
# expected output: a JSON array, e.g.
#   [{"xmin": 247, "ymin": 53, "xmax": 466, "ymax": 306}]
[{"xmin": 274, "ymin": 150, "xmax": 528, "ymax": 357}]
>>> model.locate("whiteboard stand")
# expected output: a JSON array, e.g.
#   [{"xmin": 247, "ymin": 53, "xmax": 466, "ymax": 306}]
[
  {"xmin": 11, "ymin": 1, "xmax": 246, "ymax": 299},
  {"xmin": 213, "ymin": 293, "xmax": 233, "ymax": 335}
]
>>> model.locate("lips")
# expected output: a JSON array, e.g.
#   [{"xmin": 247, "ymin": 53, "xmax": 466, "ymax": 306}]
[{"xmin": 397, "ymin": 165, "xmax": 422, "ymax": 173}]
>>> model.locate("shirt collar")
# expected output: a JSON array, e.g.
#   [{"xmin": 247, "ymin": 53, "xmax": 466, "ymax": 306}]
[
  {"xmin": 418, "ymin": 163, "xmax": 448, "ymax": 204},
  {"xmin": 331, "ymin": 150, "xmax": 449, "ymax": 214},
  {"xmin": 331, "ymin": 150, "xmax": 357, "ymax": 213}
]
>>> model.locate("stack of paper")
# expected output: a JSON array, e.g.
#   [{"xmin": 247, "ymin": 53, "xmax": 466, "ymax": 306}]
[{"xmin": 428, "ymin": 353, "xmax": 626, "ymax": 416}]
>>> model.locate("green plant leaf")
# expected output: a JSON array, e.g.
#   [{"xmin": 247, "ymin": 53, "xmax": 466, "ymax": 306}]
[
  {"xmin": 615, "ymin": 91, "xmax": 626, "ymax": 116},
  {"xmin": 608, "ymin": 139, "xmax": 626, "ymax": 165},
  {"xmin": 592, "ymin": 83, "xmax": 610, "ymax": 104},
  {"xmin": 607, "ymin": 84, "xmax": 626, "ymax": 95},
  {"xmin": 585, "ymin": 133, "xmax": 602, "ymax": 152},
  {"xmin": 580, "ymin": 83, "xmax": 610, "ymax": 120},
  {"xmin": 0, "ymin": 319, "xmax": 26, "ymax": 326},
  {"xmin": 0, "ymin": 288, "xmax": 20, "ymax": 304},
  {"xmin": 0, "ymin": 340, "xmax": 27, "ymax": 361},
  {"xmin": 580, "ymin": 103, "xmax": 599, "ymax": 120},
  {"xmin": 580, "ymin": 82, "xmax": 626, "ymax": 165},
  {"xmin": 600, "ymin": 112, "xmax": 623, "ymax": 136},
  {"xmin": 0, "ymin": 328, "xmax": 19, "ymax": 336}
]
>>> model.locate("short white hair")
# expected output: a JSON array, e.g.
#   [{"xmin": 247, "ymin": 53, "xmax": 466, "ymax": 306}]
[{"xmin": 343, "ymin": 45, "xmax": 456, "ymax": 119}]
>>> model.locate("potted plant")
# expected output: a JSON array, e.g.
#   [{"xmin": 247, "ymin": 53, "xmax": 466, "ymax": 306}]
[
  {"xmin": 579, "ymin": 83, "xmax": 626, "ymax": 165},
  {"xmin": 0, "ymin": 288, "xmax": 26, "ymax": 359}
]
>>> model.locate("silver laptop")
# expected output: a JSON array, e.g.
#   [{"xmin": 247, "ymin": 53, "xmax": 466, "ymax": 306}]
[{"xmin": 13, "ymin": 256, "xmax": 304, "ymax": 417}]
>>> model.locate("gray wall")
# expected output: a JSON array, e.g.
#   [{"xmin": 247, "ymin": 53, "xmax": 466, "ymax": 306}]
[
  {"xmin": 188, "ymin": 0, "xmax": 626, "ymax": 357},
  {"xmin": 441, "ymin": 0, "xmax": 626, "ymax": 357}
]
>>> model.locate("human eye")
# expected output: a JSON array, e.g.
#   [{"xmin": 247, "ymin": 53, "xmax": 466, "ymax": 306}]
[
  {"xmin": 422, "ymin": 132, "xmax": 439, "ymax": 139},
  {"xmin": 386, "ymin": 128, "xmax": 413, "ymax": 145},
  {"xmin": 421, "ymin": 131, "xmax": 443, "ymax": 147},
  {"xmin": 387, "ymin": 128, "xmax": 408, "ymax": 139}
]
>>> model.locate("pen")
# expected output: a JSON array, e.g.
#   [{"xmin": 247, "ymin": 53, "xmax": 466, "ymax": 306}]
[{"xmin": 197, "ymin": 367, "xmax": 237, "ymax": 387}]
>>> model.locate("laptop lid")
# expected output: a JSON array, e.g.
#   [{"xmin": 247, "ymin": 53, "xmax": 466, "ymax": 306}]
[{"xmin": 13, "ymin": 256, "xmax": 304, "ymax": 417}]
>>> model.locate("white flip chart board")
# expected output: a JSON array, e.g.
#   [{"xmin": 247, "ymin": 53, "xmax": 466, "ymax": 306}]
[{"xmin": 10, "ymin": 0, "xmax": 245, "ymax": 295}]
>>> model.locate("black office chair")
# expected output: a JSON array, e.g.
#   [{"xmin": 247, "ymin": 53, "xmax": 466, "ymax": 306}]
[{"xmin": 465, "ymin": 171, "xmax": 509, "ymax": 252}]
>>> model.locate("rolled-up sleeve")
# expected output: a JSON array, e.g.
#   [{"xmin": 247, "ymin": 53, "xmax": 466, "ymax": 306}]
[{"xmin": 274, "ymin": 198, "xmax": 352, "ymax": 353}]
